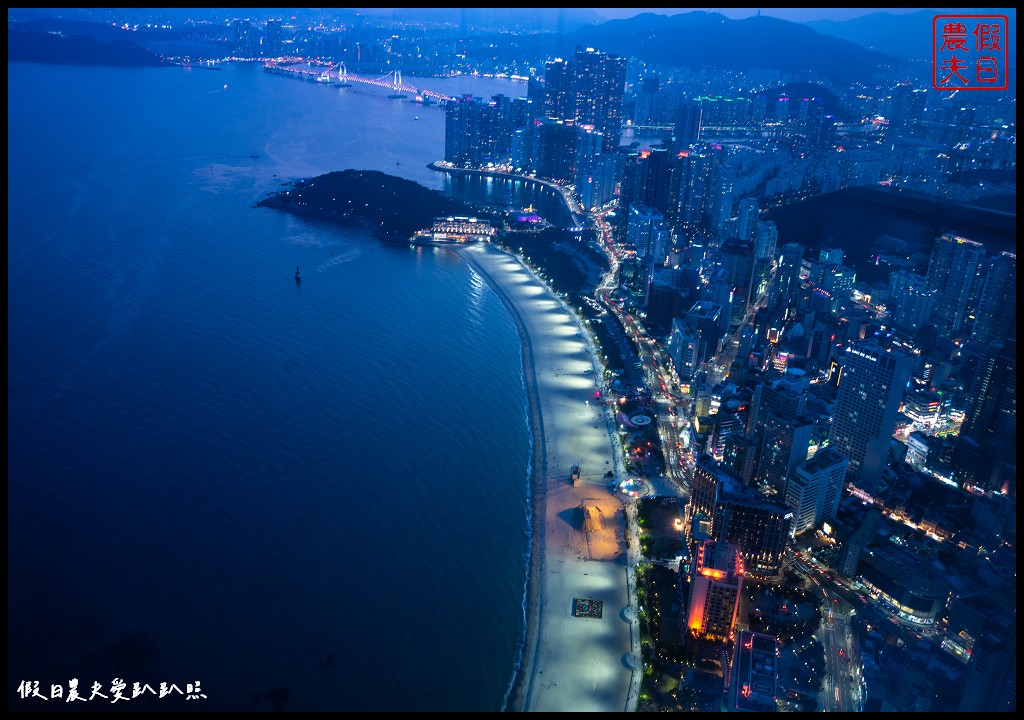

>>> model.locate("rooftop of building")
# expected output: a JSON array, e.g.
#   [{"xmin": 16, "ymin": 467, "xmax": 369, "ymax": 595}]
[{"xmin": 798, "ymin": 446, "xmax": 847, "ymax": 474}]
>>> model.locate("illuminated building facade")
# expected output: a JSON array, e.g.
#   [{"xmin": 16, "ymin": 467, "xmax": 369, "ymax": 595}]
[
  {"xmin": 690, "ymin": 455, "xmax": 792, "ymax": 577},
  {"xmin": 571, "ymin": 47, "xmax": 627, "ymax": 151},
  {"xmin": 412, "ymin": 216, "xmax": 494, "ymax": 245},
  {"xmin": 971, "ymin": 251, "xmax": 1016, "ymax": 346},
  {"xmin": 772, "ymin": 242, "xmax": 804, "ymax": 310},
  {"xmin": 827, "ymin": 341, "xmax": 912, "ymax": 495},
  {"xmin": 857, "ymin": 544, "xmax": 948, "ymax": 625},
  {"xmin": 686, "ymin": 540, "xmax": 743, "ymax": 641},
  {"xmin": 926, "ymin": 233, "xmax": 985, "ymax": 341},
  {"xmin": 786, "ymin": 447, "xmax": 848, "ymax": 536}
]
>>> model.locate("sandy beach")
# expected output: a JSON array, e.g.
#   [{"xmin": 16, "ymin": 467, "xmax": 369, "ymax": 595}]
[{"xmin": 453, "ymin": 243, "xmax": 638, "ymax": 712}]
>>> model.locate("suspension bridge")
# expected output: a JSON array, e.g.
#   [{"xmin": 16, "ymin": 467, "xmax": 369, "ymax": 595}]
[{"xmin": 263, "ymin": 61, "xmax": 455, "ymax": 103}]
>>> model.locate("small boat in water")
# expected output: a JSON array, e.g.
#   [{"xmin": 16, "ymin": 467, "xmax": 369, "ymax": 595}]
[{"xmin": 295, "ymin": 265, "xmax": 301, "ymax": 282}]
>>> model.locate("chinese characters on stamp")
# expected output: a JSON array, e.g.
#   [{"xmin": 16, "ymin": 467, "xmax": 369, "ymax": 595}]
[{"xmin": 933, "ymin": 15, "xmax": 1009, "ymax": 90}]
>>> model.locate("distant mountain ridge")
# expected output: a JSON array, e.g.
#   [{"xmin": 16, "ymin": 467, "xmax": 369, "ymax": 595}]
[
  {"xmin": 808, "ymin": 8, "xmax": 1017, "ymax": 65},
  {"xmin": 564, "ymin": 12, "xmax": 896, "ymax": 81},
  {"xmin": 461, "ymin": 11, "xmax": 897, "ymax": 82},
  {"xmin": 8, "ymin": 23, "xmax": 167, "ymax": 66}
]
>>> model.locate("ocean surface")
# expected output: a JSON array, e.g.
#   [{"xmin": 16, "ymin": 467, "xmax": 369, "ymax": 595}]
[{"xmin": 8, "ymin": 61, "xmax": 560, "ymax": 711}]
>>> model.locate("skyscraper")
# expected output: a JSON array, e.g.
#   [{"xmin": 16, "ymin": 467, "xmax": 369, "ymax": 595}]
[
  {"xmin": 773, "ymin": 242, "xmax": 804, "ymax": 310},
  {"xmin": 736, "ymin": 198, "xmax": 760, "ymax": 243},
  {"xmin": 572, "ymin": 46, "xmax": 627, "ymax": 151},
  {"xmin": 961, "ymin": 339, "xmax": 1016, "ymax": 440},
  {"xmin": 534, "ymin": 119, "xmax": 577, "ymax": 183},
  {"xmin": 754, "ymin": 415, "xmax": 814, "ymax": 498},
  {"xmin": 971, "ymin": 251, "xmax": 1016, "ymax": 346},
  {"xmin": 233, "ymin": 19, "xmax": 256, "ymax": 58},
  {"xmin": 828, "ymin": 341, "xmax": 912, "ymax": 495},
  {"xmin": 626, "ymin": 203, "xmax": 668, "ymax": 261},
  {"xmin": 634, "ymin": 147, "xmax": 675, "ymax": 216},
  {"xmin": 686, "ymin": 540, "xmax": 743, "ymax": 641},
  {"xmin": 673, "ymin": 145, "xmax": 716, "ymax": 241},
  {"xmin": 673, "ymin": 98, "xmax": 703, "ymax": 150},
  {"xmin": 543, "ymin": 57, "xmax": 572, "ymax": 120},
  {"xmin": 927, "ymin": 234, "xmax": 986, "ymax": 341},
  {"xmin": 786, "ymin": 447, "xmax": 848, "ymax": 536},
  {"xmin": 263, "ymin": 19, "xmax": 282, "ymax": 57},
  {"xmin": 889, "ymin": 271, "xmax": 936, "ymax": 335},
  {"xmin": 690, "ymin": 456, "xmax": 792, "ymax": 577}
]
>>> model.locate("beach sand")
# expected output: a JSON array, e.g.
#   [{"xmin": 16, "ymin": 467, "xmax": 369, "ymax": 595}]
[{"xmin": 454, "ymin": 243, "xmax": 637, "ymax": 712}]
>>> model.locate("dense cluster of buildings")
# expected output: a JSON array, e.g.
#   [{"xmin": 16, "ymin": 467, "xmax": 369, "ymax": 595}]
[
  {"xmin": 431, "ymin": 37, "xmax": 1014, "ymax": 713},
  {"xmin": 223, "ymin": 13, "xmax": 1013, "ymax": 712}
]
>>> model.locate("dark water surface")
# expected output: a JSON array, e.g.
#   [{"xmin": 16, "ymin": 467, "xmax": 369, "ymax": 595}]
[{"xmin": 8, "ymin": 61, "xmax": 546, "ymax": 711}]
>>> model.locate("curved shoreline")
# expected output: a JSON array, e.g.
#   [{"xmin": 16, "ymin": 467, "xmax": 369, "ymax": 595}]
[
  {"xmin": 453, "ymin": 247, "xmax": 546, "ymax": 712},
  {"xmin": 428, "ymin": 162, "xmax": 586, "ymax": 228},
  {"xmin": 452, "ymin": 243, "xmax": 633, "ymax": 712}
]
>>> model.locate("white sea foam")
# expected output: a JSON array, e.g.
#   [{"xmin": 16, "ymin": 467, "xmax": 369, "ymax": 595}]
[{"xmin": 316, "ymin": 248, "xmax": 362, "ymax": 271}]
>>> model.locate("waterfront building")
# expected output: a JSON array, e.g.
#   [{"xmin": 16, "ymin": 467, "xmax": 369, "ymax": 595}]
[
  {"xmin": 233, "ymin": 19, "xmax": 257, "ymax": 58},
  {"xmin": 828, "ymin": 341, "xmax": 912, "ymax": 495},
  {"xmin": 575, "ymin": 125, "xmax": 613, "ymax": 211},
  {"xmin": 686, "ymin": 540, "xmax": 743, "ymax": 642},
  {"xmin": 534, "ymin": 118, "xmax": 577, "ymax": 184},
  {"xmin": 263, "ymin": 19, "xmax": 282, "ymax": 57},
  {"xmin": 411, "ymin": 216, "xmax": 494, "ymax": 245},
  {"xmin": 444, "ymin": 95, "xmax": 477, "ymax": 166}
]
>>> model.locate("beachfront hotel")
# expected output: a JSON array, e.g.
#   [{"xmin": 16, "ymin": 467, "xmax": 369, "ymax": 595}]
[
  {"xmin": 412, "ymin": 216, "xmax": 495, "ymax": 245},
  {"xmin": 686, "ymin": 539, "xmax": 743, "ymax": 642}
]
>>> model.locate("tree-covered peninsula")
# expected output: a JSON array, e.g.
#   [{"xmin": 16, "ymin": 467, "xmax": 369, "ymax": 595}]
[{"xmin": 256, "ymin": 169, "xmax": 481, "ymax": 246}]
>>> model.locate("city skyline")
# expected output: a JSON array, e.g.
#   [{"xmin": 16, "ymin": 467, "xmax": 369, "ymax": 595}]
[{"xmin": 8, "ymin": 6, "xmax": 1016, "ymax": 713}]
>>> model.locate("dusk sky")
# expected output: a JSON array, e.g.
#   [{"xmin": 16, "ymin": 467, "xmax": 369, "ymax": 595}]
[{"xmin": 592, "ymin": 7, "xmax": 966, "ymax": 22}]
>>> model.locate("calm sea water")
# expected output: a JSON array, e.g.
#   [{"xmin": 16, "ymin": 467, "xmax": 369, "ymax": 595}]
[{"xmin": 8, "ymin": 62, "xmax": 548, "ymax": 711}]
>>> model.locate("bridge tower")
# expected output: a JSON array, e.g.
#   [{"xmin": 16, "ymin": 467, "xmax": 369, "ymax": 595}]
[
  {"xmin": 388, "ymin": 69, "xmax": 407, "ymax": 99},
  {"xmin": 336, "ymin": 62, "xmax": 352, "ymax": 88}
]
